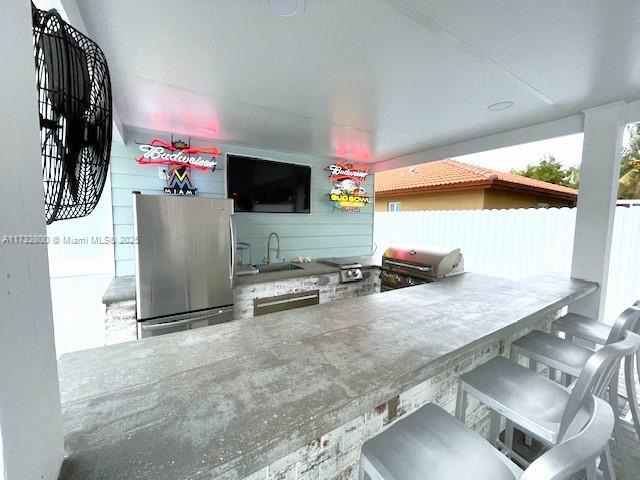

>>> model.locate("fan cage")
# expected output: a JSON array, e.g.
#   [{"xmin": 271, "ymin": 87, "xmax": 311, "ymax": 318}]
[{"xmin": 32, "ymin": 4, "xmax": 112, "ymax": 224}]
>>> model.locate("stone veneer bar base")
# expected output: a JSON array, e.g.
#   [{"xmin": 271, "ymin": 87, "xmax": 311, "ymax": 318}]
[
  {"xmin": 60, "ymin": 274, "xmax": 596, "ymax": 480},
  {"xmin": 239, "ymin": 310, "xmax": 560, "ymax": 480},
  {"xmin": 104, "ymin": 300, "xmax": 137, "ymax": 344},
  {"xmin": 104, "ymin": 271, "xmax": 380, "ymax": 344},
  {"xmin": 233, "ymin": 271, "xmax": 380, "ymax": 319}
]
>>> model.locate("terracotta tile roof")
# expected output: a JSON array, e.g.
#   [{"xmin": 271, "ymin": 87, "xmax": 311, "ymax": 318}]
[{"xmin": 375, "ymin": 159, "xmax": 578, "ymax": 198}]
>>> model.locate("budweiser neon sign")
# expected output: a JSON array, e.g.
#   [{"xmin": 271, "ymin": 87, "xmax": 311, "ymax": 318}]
[
  {"xmin": 327, "ymin": 163, "xmax": 369, "ymax": 183},
  {"xmin": 327, "ymin": 162, "xmax": 370, "ymax": 212},
  {"xmin": 136, "ymin": 138, "xmax": 219, "ymax": 172}
]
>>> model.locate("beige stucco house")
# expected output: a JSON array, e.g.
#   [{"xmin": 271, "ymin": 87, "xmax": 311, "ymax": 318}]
[{"xmin": 375, "ymin": 159, "xmax": 578, "ymax": 212}]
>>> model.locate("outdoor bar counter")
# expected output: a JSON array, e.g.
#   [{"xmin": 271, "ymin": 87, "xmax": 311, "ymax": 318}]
[{"xmin": 57, "ymin": 272, "xmax": 597, "ymax": 480}]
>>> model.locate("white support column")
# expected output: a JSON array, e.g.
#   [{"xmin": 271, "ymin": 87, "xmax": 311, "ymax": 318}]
[
  {"xmin": 0, "ymin": 1, "xmax": 64, "ymax": 479},
  {"xmin": 570, "ymin": 102, "xmax": 627, "ymax": 321}
]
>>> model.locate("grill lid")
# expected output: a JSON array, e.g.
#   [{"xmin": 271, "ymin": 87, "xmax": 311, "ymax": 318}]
[
  {"xmin": 317, "ymin": 257, "xmax": 362, "ymax": 269},
  {"xmin": 382, "ymin": 244, "xmax": 463, "ymax": 279}
]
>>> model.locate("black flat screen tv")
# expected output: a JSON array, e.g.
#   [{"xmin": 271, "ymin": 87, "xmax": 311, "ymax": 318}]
[{"xmin": 227, "ymin": 155, "xmax": 311, "ymax": 213}]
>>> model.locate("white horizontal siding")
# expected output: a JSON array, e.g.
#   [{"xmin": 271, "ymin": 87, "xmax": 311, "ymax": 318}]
[{"xmin": 110, "ymin": 133, "xmax": 374, "ymax": 276}]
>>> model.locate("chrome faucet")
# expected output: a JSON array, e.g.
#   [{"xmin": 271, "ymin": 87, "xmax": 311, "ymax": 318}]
[{"xmin": 265, "ymin": 232, "xmax": 282, "ymax": 264}]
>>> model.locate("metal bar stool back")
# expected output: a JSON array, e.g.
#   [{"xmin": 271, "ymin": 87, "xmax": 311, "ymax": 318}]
[
  {"xmin": 604, "ymin": 306, "xmax": 640, "ymax": 345},
  {"xmin": 512, "ymin": 305, "xmax": 640, "ymax": 448},
  {"xmin": 510, "ymin": 306, "xmax": 640, "ymax": 406},
  {"xmin": 456, "ymin": 332, "xmax": 640, "ymax": 479},
  {"xmin": 626, "ymin": 346, "xmax": 640, "ymax": 440},
  {"xmin": 360, "ymin": 397, "xmax": 614, "ymax": 480},
  {"xmin": 552, "ymin": 302, "xmax": 640, "ymax": 349},
  {"xmin": 559, "ymin": 331, "xmax": 640, "ymax": 440},
  {"xmin": 521, "ymin": 396, "xmax": 614, "ymax": 480}
]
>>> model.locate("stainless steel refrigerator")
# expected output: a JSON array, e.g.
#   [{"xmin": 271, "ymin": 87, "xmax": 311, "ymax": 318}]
[{"xmin": 133, "ymin": 194, "xmax": 235, "ymax": 338}]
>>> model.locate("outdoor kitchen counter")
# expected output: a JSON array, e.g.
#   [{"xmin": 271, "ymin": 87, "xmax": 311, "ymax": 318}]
[
  {"xmin": 234, "ymin": 257, "xmax": 381, "ymax": 286},
  {"xmin": 99, "ymin": 263, "xmax": 342, "ymax": 303},
  {"xmin": 58, "ymin": 272, "xmax": 596, "ymax": 480},
  {"xmin": 234, "ymin": 260, "xmax": 341, "ymax": 286},
  {"xmin": 101, "ymin": 257, "xmax": 382, "ymax": 302}
]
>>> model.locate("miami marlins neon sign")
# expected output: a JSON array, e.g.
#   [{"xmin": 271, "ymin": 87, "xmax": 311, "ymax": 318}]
[{"xmin": 164, "ymin": 165, "xmax": 197, "ymax": 195}]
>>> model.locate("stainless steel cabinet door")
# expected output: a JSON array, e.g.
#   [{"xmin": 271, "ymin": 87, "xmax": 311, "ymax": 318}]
[
  {"xmin": 138, "ymin": 307, "xmax": 234, "ymax": 338},
  {"xmin": 134, "ymin": 195, "xmax": 234, "ymax": 320}
]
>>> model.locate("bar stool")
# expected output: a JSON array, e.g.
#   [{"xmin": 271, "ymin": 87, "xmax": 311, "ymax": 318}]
[
  {"xmin": 455, "ymin": 332, "xmax": 640, "ymax": 479},
  {"xmin": 513, "ymin": 306, "xmax": 640, "ymax": 440},
  {"xmin": 551, "ymin": 302, "xmax": 640, "ymax": 428},
  {"xmin": 510, "ymin": 305, "xmax": 640, "ymax": 478},
  {"xmin": 512, "ymin": 305, "xmax": 640, "ymax": 382},
  {"xmin": 360, "ymin": 397, "xmax": 614, "ymax": 480},
  {"xmin": 552, "ymin": 300, "xmax": 640, "ymax": 348}
]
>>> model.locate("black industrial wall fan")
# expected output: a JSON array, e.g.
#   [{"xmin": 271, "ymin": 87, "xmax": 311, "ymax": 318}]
[{"xmin": 32, "ymin": 3, "xmax": 112, "ymax": 224}]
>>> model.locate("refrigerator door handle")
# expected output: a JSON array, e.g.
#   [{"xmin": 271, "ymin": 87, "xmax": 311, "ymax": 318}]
[
  {"xmin": 230, "ymin": 217, "xmax": 236, "ymax": 288},
  {"xmin": 141, "ymin": 308, "xmax": 231, "ymax": 332}
]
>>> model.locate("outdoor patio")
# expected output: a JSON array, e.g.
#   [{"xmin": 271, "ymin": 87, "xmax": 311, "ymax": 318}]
[{"xmin": 1, "ymin": 1, "xmax": 640, "ymax": 480}]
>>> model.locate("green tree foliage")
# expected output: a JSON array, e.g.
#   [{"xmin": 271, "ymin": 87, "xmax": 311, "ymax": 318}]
[
  {"xmin": 512, "ymin": 124, "xmax": 640, "ymax": 198},
  {"xmin": 512, "ymin": 155, "xmax": 579, "ymax": 189},
  {"xmin": 619, "ymin": 123, "xmax": 640, "ymax": 199}
]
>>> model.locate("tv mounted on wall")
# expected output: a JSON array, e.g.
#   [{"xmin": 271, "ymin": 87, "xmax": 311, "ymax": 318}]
[{"xmin": 227, "ymin": 155, "xmax": 311, "ymax": 213}]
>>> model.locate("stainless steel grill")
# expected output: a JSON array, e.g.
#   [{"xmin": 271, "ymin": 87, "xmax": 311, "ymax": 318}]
[
  {"xmin": 317, "ymin": 257, "xmax": 363, "ymax": 283},
  {"xmin": 380, "ymin": 245, "xmax": 464, "ymax": 291}
]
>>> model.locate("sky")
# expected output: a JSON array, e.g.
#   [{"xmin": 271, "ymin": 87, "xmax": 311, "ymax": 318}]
[
  {"xmin": 455, "ymin": 134, "xmax": 583, "ymax": 172},
  {"xmin": 455, "ymin": 125, "xmax": 635, "ymax": 173}
]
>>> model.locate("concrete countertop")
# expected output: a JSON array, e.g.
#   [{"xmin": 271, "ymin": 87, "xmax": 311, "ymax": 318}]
[
  {"xmin": 235, "ymin": 258, "xmax": 380, "ymax": 286},
  {"xmin": 59, "ymin": 272, "xmax": 596, "ymax": 480},
  {"xmin": 102, "ymin": 257, "xmax": 382, "ymax": 302},
  {"xmin": 234, "ymin": 261, "xmax": 340, "ymax": 286},
  {"xmin": 101, "ymin": 275, "xmax": 136, "ymax": 304}
]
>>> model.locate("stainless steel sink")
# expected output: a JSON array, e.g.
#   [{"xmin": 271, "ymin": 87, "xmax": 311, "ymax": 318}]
[{"xmin": 255, "ymin": 262, "xmax": 304, "ymax": 273}]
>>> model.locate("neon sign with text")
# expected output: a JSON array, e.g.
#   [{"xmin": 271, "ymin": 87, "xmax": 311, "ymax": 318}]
[
  {"xmin": 136, "ymin": 138, "xmax": 219, "ymax": 172},
  {"xmin": 326, "ymin": 162, "xmax": 371, "ymax": 212},
  {"xmin": 164, "ymin": 165, "xmax": 197, "ymax": 195},
  {"xmin": 326, "ymin": 163, "xmax": 369, "ymax": 183}
]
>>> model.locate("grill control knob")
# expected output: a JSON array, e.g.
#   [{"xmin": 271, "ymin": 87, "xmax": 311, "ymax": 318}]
[
  {"xmin": 407, "ymin": 277, "xmax": 414, "ymax": 286},
  {"xmin": 346, "ymin": 270, "xmax": 353, "ymax": 278}
]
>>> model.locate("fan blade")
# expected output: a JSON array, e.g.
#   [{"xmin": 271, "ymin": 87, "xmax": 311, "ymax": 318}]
[
  {"xmin": 37, "ymin": 11, "xmax": 91, "ymax": 117},
  {"xmin": 63, "ymin": 116, "xmax": 89, "ymax": 201},
  {"xmin": 64, "ymin": 150, "xmax": 80, "ymax": 202},
  {"xmin": 48, "ymin": 134, "xmax": 68, "ymax": 225}
]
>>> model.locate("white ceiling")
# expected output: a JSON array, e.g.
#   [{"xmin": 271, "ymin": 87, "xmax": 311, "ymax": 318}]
[{"xmin": 74, "ymin": 0, "xmax": 640, "ymax": 164}]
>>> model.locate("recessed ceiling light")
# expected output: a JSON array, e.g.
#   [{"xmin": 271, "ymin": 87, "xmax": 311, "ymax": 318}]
[
  {"xmin": 267, "ymin": 0, "xmax": 305, "ymax": 17},
  {"xmin": 487, "ymin": 101, "xmax": 514, "ymax": 112}
]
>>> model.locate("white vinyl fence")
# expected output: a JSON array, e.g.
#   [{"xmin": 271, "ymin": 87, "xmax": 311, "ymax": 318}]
[
  {"xmin": 374, "ymin": 207, "xmax": 640, "ymax": 323},
  {"xmin": 607, "ymin": 207, "xmax": 640, "ymax": 321}
]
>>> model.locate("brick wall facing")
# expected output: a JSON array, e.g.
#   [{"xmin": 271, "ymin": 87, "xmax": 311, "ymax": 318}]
[
  {"xmin": 233, "ymin": 269, "xmax": 380, "ymax": 319},
  {"xmin": 104, "ymin": 269, "xmax": 381, "ymax": 343},
  {"xmin": 104, "ymin": 300, "xmax": 137, "ymax": 345}
]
